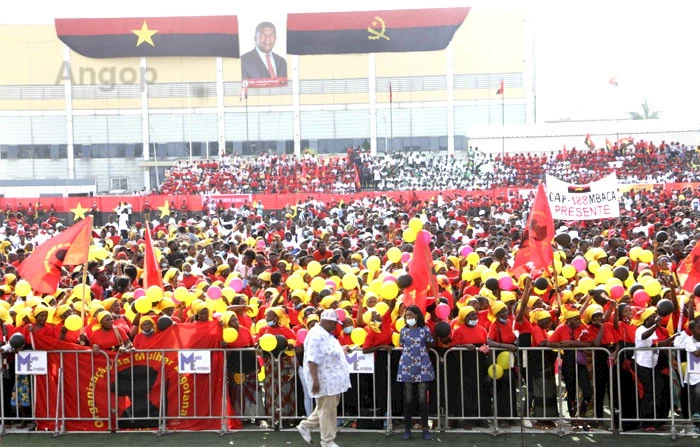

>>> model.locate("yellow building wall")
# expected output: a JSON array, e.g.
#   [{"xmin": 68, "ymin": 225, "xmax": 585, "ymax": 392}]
[
  {"xmin": 298, "ymin": 54, "xmax": 369, "ymax": 79},
  {"xmin": 0, "ymin": 25, "xmax": 64, "ymax": 85}
]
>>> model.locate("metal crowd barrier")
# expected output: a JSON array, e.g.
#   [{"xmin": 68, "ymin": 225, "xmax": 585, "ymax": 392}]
[
  {"xmin": 0, "ymin": 349, "xmax": 112, "ymax": 436},
  {"xmin": 1, "ymin": 345, "xmax": 696, "ymax": 437},
  {"xmin": 616, "ymin": 346, "xmax": 698, "ymax": 439}
]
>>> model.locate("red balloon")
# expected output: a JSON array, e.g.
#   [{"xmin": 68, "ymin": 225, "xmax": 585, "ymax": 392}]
[
  {"xmin": 435, "ymin": 303, "xmax": 450, "ymax": 320},
  {"xmin": 296, "ymin": 329, "xmax": 308, "ymax": 345},
  {"xmin": 633, "ymin": 289, "xmax": 650, "ymax": 307},
  {"xmin": 609, "ymin": 284, "xmax": 625, "ymax": 300}
]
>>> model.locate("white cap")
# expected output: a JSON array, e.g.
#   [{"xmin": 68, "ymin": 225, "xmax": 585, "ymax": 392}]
[{"xmin": 320, "ymin": 309, "xmax": 339, "ymax": 323}]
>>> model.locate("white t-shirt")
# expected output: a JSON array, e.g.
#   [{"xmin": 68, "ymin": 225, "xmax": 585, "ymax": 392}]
[
  {"xmin": 634, "ymin": 325, "xmax": 659, "ymax": 368},
  {"xmin": 684, "ymin": 335, "xmax": 700, "ymax": 386}
]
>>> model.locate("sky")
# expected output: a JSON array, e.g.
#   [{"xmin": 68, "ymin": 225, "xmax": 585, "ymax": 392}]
[{"xmin": 3, "ymin": 0, "xmax": 698, "ymax": 123}]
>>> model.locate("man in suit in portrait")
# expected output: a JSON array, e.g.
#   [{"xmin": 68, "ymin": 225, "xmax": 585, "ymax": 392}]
[{"xmin": 241, "ymin": 21, "xmax": 287, "ymax": 80}]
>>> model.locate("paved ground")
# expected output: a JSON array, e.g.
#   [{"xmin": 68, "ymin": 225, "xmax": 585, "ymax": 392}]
[{"xmin": 2, "ymin": 431, "xmax": 699, "ymax": 447}]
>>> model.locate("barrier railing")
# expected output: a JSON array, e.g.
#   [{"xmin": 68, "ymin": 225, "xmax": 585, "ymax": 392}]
[
  {"xmin": 0, "ymin": 349, "xmax": 112, "ymax": 435},
  {"xmin": 1, "ymin": 345, "xmax": 697, "ymax": 437},
  {"xmin": 616, "ymin": 346, "xmax": 698, "ymax": 439}
]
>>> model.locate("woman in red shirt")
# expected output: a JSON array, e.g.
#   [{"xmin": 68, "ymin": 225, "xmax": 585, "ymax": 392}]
[
  {"xmin": 54, "ymin": 305, "xmax": 88, "ymax": 346},
  {"xmin": 450, "ymin": 306, "xmax": 491, "ymax": 429},
  {"xmin": 547, "ymin": 306, "xmax": 593, "ymax": 423},
  {"xmin": 527, "ymin": 309, "xmax": 558, "ymax": 427},
  {"xmin": 486, "ymin": 301, "xmax": 518, "ymax": 425},
  {"xmin": 90, "ymin": 311, "xmax": 132, "ymax": 353},
  {"xmin": 584, "ymin": 303, "xmax": 619, "ymax": 423}
]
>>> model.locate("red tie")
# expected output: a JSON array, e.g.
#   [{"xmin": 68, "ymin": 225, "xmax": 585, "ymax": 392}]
[{"xmin": 265, "ymin": 54, "xmax": 275, "ymax": 78}]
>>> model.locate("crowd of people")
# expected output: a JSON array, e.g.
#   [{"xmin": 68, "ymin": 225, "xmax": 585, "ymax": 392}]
[
  {"xmin": 0, "ymin": 155, "xmax": 698, "ymax": 437},
  {"xmin": 153, "ymin": 140, "xmax": 698, "ymax": 196}
]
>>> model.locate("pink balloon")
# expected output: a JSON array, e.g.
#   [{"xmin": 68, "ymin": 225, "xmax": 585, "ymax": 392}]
[
  {"xmin": 207, "ymin": 285, "xmax": 222, "ymax": 300},
  {"xmin": 633, "ymin": 289, "xmax": 650, "ymax": 307},
  {"xmin": 229, "ymin": 278, "xmax": 243, "ymax": 293},
  {"xmin": 133, "ymin": 288, "xmax": 146, "ymax": 299},
  {"xmin": 637, "ymin": 263, "xmax": 649, "ymax": 271},
  {"xmin": 498, "ymin": 276, "xmax": 514, "ymax": 291},
  {"xmin": 213, "ymin": 312, "xmax": 222, "ymax": 320},
  {"xmin": 610, "ymin": 284, "xmax": 625, "ymax": 300},
  {"xmin": 335, "ymin": 308, "xmax": 346, "ymax": 322},
  {"xmin": 460, "ymin": 245, "xmax": 473, "ymax": 257},
  {"xmin": 296, "ymin": 328, "xmax": 308, "ymax": 345},
  {"xmin": 325, "ymin": 280, "xmax": 336, "ymax": 290},
  {"xmin": 383, "ymin": 275, "xmax": 397, "ymax": 283},
  {"xmin": 571, "ymin": 257, "xmax": 587, "ymax": 273},
  {"xmin": 418, "ymin": 230, "xmax": 432, "ymax": 245},
  {"xmin": 256, "ymin": 239, "xmax": 265, "ymax": 249},
  {"xmin": 435, "ymin": 303, "xmax": 450, "ymax": 320},
  {"xmin": 401, "ymin": 253, "xmax": 411, "ymax": 263}
]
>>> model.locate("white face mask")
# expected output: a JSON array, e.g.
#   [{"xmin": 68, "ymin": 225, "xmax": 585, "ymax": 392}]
[
  {"xmin": 467, "ymin": 319, "xmax": 478, "ymax": 327},
  {"xmin": 405, "ymin": 318, "xmax": 417, "ymax": 327}
]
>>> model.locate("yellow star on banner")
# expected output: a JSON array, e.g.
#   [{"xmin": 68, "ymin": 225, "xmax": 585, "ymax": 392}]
[
  {"xmin": 158, "ymin": 201, "xmax": 170, "ymax": 217},
  {"xmin": 131, "ymin": 21, "xmax": 158, "ymax": 47},
  {"xmin": 71, "ymin": 202, "xmax": 87, "ymax": 221}
]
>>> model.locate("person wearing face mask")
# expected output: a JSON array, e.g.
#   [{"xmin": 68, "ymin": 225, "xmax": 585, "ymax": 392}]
[
  {"xmin": 132, "ymin": 316, "xmax": 156, "ymax": 349},
  {"xmin": 397, "ymin": 305, "xmax": 434, "ymax": 440},
  {"xmin": 486, "ymin": 301, "xmax": 518, "ymax": 427},
  {"xmin": 450, "ymin": 305, "xmax": 491, "ymax": 429},
  {"xmin": 528, "ymin": 309, "xmax": 558, "ymax": 428}
]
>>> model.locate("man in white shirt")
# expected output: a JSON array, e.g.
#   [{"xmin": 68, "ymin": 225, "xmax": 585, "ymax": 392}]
[
  {"xmin": 635, "ymin": 307, "xmax": 677, "ymax": 431},
  {"xmin": 297, "ymin": 310, "xmax": 350, "ymax": 447},
  {"xmin": 685, "ymin": 320, "xmax": 700, "ymax": 426}
]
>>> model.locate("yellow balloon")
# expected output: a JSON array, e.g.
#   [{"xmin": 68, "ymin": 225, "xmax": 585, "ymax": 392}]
[
  {"xmin": 222, "ymin": 287, "xmax": 235, "ymax": 300},
  {"xmin": 375, "ymin": 301, "xmax": 389, "ymax": 316},
  {"xmin": 629, "ymin": 246, "xmax": 642, "ymax": 262},
  {"xmin": 329, "ymin": 276, "xmax": 341, "ymax": 289},
  {"xmin": 134, "ymin": 298, "xmax": 152, "ymax": 314},
  {"xmin": 223, "ymin": 327, "xmax": 239, "ymax": 343},
  {"xmin": 259, "ymin": 333, "xmax": 278, "ymax": 352},
  {"xmin": 342, "ymin": 274, "xmax": 359, "ymax": 290},
  {"xmin": 286, "ymin": 274, "xmax": 305, "ymax": 291},
  {"xmin": 146, "ymin": 285, "xmax": 164, "ymax": 303},
  {"xmin": 682, "ymin": 362, "xmax": 688, "ymax": 377},
  {"xmin": 497, "ymin": 351, "xmax": 512, "ymax": 370},
  {"xmin": 254, "ymin": 318, "xmax": 266, "ymax": 335},
  {"xmin": 395, "ymin": 317, "xmax": 406, "ymax": 332},
  {"xmin": 387, "ymin": 247, "xmax": 402, "ymax": 264},
  {"xmin": 638, "ymin": 275, "xmax": 653, "ymax": 285},
  {"xmin": 403, "ymin": 229, "xmax": 417, "ymax": 243},
  {"xmin": 15, "ymin": 280, "xmax": 31, "ymax": 297},
  {"xmin": 480, "ymin": 269, "xmax": 497, "ymax": 283},
  {"xmin": 588, "ymin": 260, "xmax": 600, "ymax": 273},
  {"xmin": 64, "ymin": 314, "xmax": 83, "ymax": 332},
  {"xmin": 368, "ymin": 279, "xmax": 382, "ymax": 295},
  {"xmin": 488, "ymin": 364, "xmax": 504, "ymax": 380},
  {"xmin": 367, "ymin": 256, "xmax": 381, "ymax": 272},
  {"xmin": 409, "ymin": 218, "xmax": 423, "ymax": 233},
  {"xmin": 624, "ymin": 277, "xmax": 635, "ymax": 288},
  {"xmin": 307, "ymin": 261, "xmax": 322, "ymax": 277},
  {"xmin": 595, "ymin": 268, "xmax": 613, "ymax": 284},
  {"xmin": 644, "ymin": 279, "xmax": 662, "ymax": 296},
  {"xmin": 247, "ymin": 304, "xmax": 259, "ymax": 318},
  {"xmin": 154, "ymin": 248, "xmax": 162, "ymax": 260},
  {"xmin": 467, "ymin": 252, "xmax": 480, "ymax": 267},
  {"xmin": 392, "ymin": 332, "xmax": 401, "ymax": 347},
  {"xmin": 578, "ymin": 277, "xmax": 596, "ymax": 294},
  {"xmin": 233, "ymin": 373, "xmax": 246, "ymax": 385},
  {"xmin": 310, "ymin": 277, "xmax": 325, "ymax": 293},
  {"xmin": 562, "ymin": 265, "xmax": 577, "ymax": 279},
  {"xmin": 174, "ymin": 287, "xmax": 188, "ymax": 302},
  {"xmin": 351, "ymin": 327, "xmax": 367, "ymax": 346},
  {"xmin": 380, "ymin": 282, "xmax": 399, "ymax": 300},
  {"xmin": 639, "ymin": 250, "xmax": 653, "ymax": 264}
]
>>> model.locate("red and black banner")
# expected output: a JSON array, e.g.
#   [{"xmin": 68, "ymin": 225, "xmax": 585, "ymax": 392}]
[
  {"xmin": 567, "ymin": 185, "xmax": 592, "ymax": 193},
  {"xmin": 287, "ymin": 8, "xmax": 470, "ymax": 55},
  {"xmin": 55, "ymin": 16, "xmax": 239, "ymax": 58}
]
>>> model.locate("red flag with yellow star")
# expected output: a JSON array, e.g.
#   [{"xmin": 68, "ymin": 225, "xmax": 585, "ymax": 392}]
[
  {"xmin": 17, "ymin": 216, "xmax": 92, "ymax": 294},
  {"xmin": 143, "ymin": 221, "xmax": 164, "ymax": 290},
  {"xmin": 55, "ymin": 16, "xmax": 239, "ymax": 58},
  {"xmin": 513, "ymin": 184, "xmax": 553, "ymax": 274}
]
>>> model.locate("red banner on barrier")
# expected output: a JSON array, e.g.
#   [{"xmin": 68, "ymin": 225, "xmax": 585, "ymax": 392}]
[{"xmin": 33, "ymin": 321, "xmax": 239, "ymax": 431}]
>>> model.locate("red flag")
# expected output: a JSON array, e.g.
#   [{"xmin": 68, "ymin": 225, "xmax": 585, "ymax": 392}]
[
  {"xmin": 496, "ymin": 78, "xmax": 504, "ymax": 95},
  {"xmin": 525, "ymin": 184, "xmax": 554, "ymax": 271},
  {"xmin": 143, "ymin": 221, "xmax": 163, "ymax": 289},
  {"xmin": 354, "ymin": 166, "xmax": 361, "ymax": 190},
  {"xmin": 403, "ymin": 230, "xmax": 435, "ymax": 313},
  {"xmin": 606, "ymin": 138, "xmax": 613, "ymax": 151},
  {"xmin": 389, "ymin": 82, "xmax": 393, "ymax": 103},
  {"xmin": 584, "ymin": 133, "xmax": 595, "ymax": 150},
  {"xmin": 562, "ymin": 144, "xmax": 568, "ymax": 158},
  {"xmin": 678, "ymin": 239, "xmax": 700, "ymax": 294},
  {"xmin": 17, "ymin": 216, "xmax": 92, "ymax": 294}
]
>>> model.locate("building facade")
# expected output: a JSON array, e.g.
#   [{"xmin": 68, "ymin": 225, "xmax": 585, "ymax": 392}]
[{"xmin": 0, "ymin": 10, "xmax": 528, "ymax": 193}]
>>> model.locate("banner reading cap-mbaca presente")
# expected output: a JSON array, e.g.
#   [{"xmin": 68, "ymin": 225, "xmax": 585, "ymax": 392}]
[
  {"xmin": 55, "ymin": 16, "xmax": 239, "ymax": 58},
  {"xmin": 287, "ymin": 8, "xmax": 470, "ymax": 55}
]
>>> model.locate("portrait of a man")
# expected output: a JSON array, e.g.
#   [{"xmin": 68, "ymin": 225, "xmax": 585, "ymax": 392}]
[{"xmin": 241, "ymin": 21, "xmax": 287, "ymax": 80}]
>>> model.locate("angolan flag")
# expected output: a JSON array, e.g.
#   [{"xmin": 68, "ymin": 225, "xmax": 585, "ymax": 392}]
[
  {"xmin": 55, "ymin": 16, "xmax": 239, "ymax": 58},
  {"xmin": 287, "ymin": 8, "xmax": 469, "ymax": 55}
]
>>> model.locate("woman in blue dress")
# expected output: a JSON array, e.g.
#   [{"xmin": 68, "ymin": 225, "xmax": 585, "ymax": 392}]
[{"xmin": 397, "ymin": 305, "xmax": 435, "ymax": 441}]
